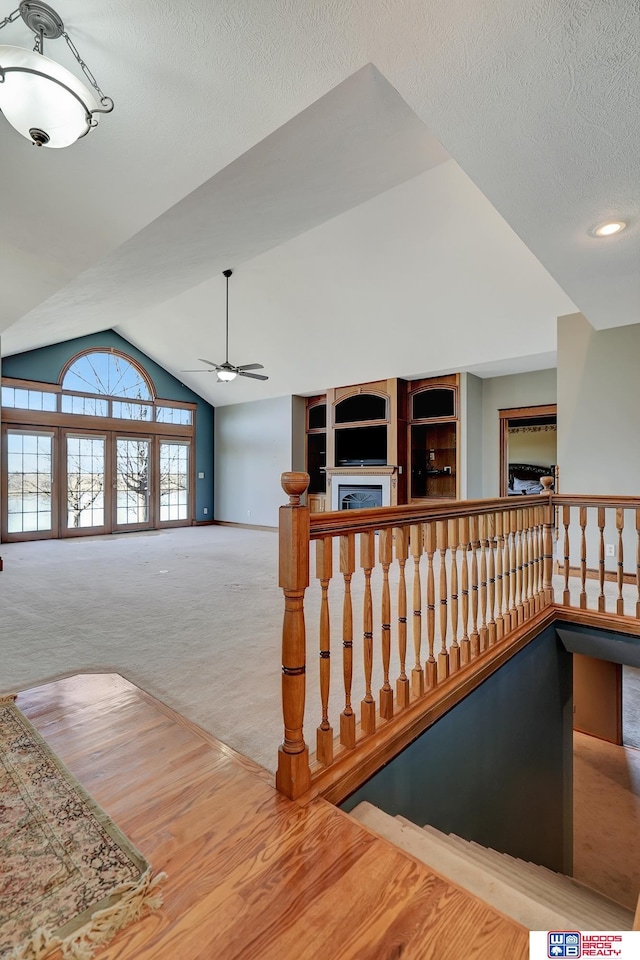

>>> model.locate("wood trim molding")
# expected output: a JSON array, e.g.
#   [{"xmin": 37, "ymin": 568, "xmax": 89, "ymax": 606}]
[
  {"xmin": 498, "ymin": 404, "xmax": 557, "ymax": 420},
  {"xmin": 554, "ymin": 560, "xmax": 637, "ymax": 586},
  {"xmin": 498, "ymin": 404, "xmax": 557, "ymax": 497},
  {"xmin": 213, "ymin": 521, "xmax": 278, "ymax": 532}
]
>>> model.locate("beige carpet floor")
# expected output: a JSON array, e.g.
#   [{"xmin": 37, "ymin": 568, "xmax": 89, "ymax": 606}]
[{"xmin": 0, "ymin": 526, "xmax": 286, "ymax": 773}]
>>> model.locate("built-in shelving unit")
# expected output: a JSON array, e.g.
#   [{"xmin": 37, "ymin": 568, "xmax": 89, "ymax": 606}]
[
  {"xmin": 408, "ymin": 375, "xmax": 459, "ymax": 501},
  {"xmin": 305, "ymin": 375, "xmax": 459, "ymax": 512}
]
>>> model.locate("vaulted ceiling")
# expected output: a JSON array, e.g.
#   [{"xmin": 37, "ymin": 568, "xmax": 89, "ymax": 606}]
[{"xmin": 1, "ymin": 0, "xmax": 637, "ymax": 405}]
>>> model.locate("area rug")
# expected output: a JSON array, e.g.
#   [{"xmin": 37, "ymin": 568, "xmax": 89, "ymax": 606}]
[{"xmin": 0, "ymin": 695, "xmax": 166, "ymax": 960}]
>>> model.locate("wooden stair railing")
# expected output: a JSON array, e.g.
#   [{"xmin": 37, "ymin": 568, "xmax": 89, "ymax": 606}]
[
  {"xmin": 277, "ymin": 472, "xmax": 554, "ymax": 800},
  {"xmin": 277, "ymin": 480, "xmax": 640, "ymax": 801}
]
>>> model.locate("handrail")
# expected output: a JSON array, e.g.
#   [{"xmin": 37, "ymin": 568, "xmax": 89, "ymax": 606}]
[
  {"xmin": 552, "ymin": 494, "xmax": 640, "ymax": 508},
  {"xmin": 310, "ymin": 494, "xmax": 546, "ymax": 538}
]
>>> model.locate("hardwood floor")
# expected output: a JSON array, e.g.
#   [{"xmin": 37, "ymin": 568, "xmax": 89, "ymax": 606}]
[{"xmin": 17, "ymin": 674, "xmax": 528, "ymax": 960}]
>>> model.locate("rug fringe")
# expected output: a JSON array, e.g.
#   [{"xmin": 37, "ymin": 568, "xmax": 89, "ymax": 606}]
[
  {"xmin": 6, "ymin": 869, "xmax": 167, "ymax": 960},
  {"xmin": 0, "ymin": 693, "xmax": 17, "ymax": 704}
]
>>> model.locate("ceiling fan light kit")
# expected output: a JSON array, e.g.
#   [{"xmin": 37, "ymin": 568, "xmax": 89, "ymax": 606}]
[
  {"xmin": 0, "ymin": 0, "xmax": 113, "ymax": 147},
  {"xmin": 181, "ymin": 269, "xmax": 269, "ymax": 384}
]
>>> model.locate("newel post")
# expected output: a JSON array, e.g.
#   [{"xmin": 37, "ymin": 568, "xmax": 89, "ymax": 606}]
[
  {"xmin": 276, "ymin": 471, "xmax": 312, "ymax": 799},
  {"xmin": 541, "ymin": 484, "xmax": 554, "ymax": 605}
]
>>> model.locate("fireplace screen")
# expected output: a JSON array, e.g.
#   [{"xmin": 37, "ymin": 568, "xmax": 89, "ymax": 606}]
[{"xmin": 339, "ymin": 484, "xmax": 383, "ymax": 510}]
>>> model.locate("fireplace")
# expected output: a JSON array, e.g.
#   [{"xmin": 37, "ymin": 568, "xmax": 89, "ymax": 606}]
[
  {"xmin": 328, "ymin": 471, "xmax": 393, "ymax": 510},
  {"xmin": 338, "ymin": 484, "xmax": 383, "ymax": 510}
]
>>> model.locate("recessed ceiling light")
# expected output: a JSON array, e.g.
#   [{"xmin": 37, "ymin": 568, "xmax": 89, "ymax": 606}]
[{"xmin": 592, "ymin": 220, "xmax": 627, "ymax": 237}]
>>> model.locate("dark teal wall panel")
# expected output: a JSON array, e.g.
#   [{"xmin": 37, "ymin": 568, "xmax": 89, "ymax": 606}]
[
  {"xmin": 3, "ymin": 331, "xmax": 214, "ymax": 519},
  {"xmin": 341, "ymin": 626, "xmax": 573, "ymax": 874}
]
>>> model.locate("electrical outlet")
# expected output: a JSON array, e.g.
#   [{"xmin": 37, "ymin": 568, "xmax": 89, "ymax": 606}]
[
  {"xmin": 247, "ymin": 509, "xmax": 251, "ymax": 518},
  {"xmin": 606, "ymin": 544, "xmax": 615, "ymax": 557},
  {"xmin": 203, "ymin": 507, "xmax": 208, "ymax": 515},
  {"xmin": 429, "ymin": 450, "xmax": 435, "ymax": 460}
]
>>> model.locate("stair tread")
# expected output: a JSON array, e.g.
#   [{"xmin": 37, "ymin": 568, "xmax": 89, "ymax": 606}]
[
  {"xmin": 439, "ymin": 833, "xmax": 630, "ymax": 926},
  {"xmin": 349, "ymin": 805, "xmax": 633, "ymax": 930}
]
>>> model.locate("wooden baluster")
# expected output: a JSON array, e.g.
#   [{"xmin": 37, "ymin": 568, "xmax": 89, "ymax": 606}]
[
  {"xmin": 521, "ymin": 511, "xmax": 529, "ymax": 618},
  {"xmin": 360, "ymin": 530, "xmax": 376, "ymax": 734},
  {"xmin": 424, "ymin": 522, "xmax": 437, "ymax": 688},
  {"xmin": 579, "ymin": 506, "xmax": 588, "ymax": 609},
  {"xmin": 543, "ymin": 498, "xmax": 554, "ymax": 605},
  {"xmin": 410, "ymin": 524, "xmax": 425, "ymax": 698},
  {"xmin": 448, "ymin": 518, "xmax": 460, "ymax": 673},
  {"xmin": 478, "ymin": 515, "xmax": 489, "ymax": 650},
  {"xmin": 527, "ymin": 508, "xmax": 536, "ymax": 613},
  {"xmin": 562, "ymin": 505, "xmax": 571, "ymax": 606},
  {"xmin": 533, "ymin": 506, "xmax": 543, "ymax": 612},
  {"xmin": 524, "ymin": 509, "xmax": 533, "ymax": 617},
  {"xmin": 530, "ymin": 507, "xmax": 538, "ymax": 613},
  {"xmin": 459, "ymin": 517, "xmax": 471, "ymax": 665},
  {"xmin": 379, "ymin": 528, "xmax": 394, "ymax": 720},
  {"xmin": 395, "ymin": 526, "xmax": 410, "ymax": 709},
  {"xmin": 616, "ymin": 508, "xmax": 625, "ymax": 616},
  {"xmin": 502, "ymin": 512, "xmax": 511, "ymax": 631},
  {"xmin": 487, "ymin": 512, "xmax": 497, "ymax": 644},
  {"xmin": 516, "ymin": 508, "xmax": 525, "ymax": 624},
  {"xmin": 532, "ymin": 507, "xmax": 540, "ymax": 609},
  {"xmin": 539, "ymin": 505, "xmax": 547, "ymax": 605},
  {"xmin": 437, "ymin": 520, "xmax": 449, "ymax": 683},
  {"xmin": 469, "ymin": 515, "xmax": 480, "ymax": 657},
  {"xmin": 495, "ymin": 512, "xmax": 505, "ymax": 641},
  {"xmin": 597, "ymin": 507, "xmax": 606, "ymax": 612},
  {"xmin": 276, "ymin": 472, "xmax": 311, "ymax": 799},
  {"xmin": 316, "ymin": 537, "xmax": 333, "ymax": 766},
  {"xmin": 509, "ymin": 510, "xmax": 518, "ymax": 629},
  {"xmin": 636, "ymin": 510, "xmax": 640, "ymax": 619},
  {"xmin": 339, "ymin": 533, "xmax": 356, "ymax": 749}
]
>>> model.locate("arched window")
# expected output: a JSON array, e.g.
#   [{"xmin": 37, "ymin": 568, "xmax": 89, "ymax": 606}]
[{"xmin": 62, "ymin": 350, "xmax": 154, "ymax": 400}]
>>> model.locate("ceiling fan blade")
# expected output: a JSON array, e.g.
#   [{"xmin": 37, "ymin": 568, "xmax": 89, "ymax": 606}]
[
  {"xmin": 238, "ymin": 370, "xmax": 269, "ymax": 381},
  {"xmin": 236, "ymin": 363, "xmax": 264, "ymax": 371},
  {"xmin": 198, "ymin": 358, "xmax": 222, "ymax": 369},
  {"xmin": 180, "ymin": 368, "xmax": 217, "ymax": 373}
]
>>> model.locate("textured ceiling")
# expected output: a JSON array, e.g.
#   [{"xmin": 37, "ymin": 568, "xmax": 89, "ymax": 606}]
[{"xmin": 0, "ymin": 0, "xmax": 638, "ymax": 402}]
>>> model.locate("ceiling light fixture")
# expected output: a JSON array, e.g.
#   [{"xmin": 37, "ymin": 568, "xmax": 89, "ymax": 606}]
[
  {"xmin": 592, "ymin": 220, "xmax": 627, "ymax": 238},
  {"xmin": 0, "ymin": 1, "xmax": 113, "ymax": 147}
]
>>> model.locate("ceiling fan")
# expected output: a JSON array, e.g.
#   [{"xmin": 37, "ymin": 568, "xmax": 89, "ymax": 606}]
[{"xmin": 181, "ymin": 269, "xmax": 269, "ymax": 382}]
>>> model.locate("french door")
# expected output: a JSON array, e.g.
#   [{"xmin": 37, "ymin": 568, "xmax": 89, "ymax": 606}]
[{"xmin": 2, "ymin": 427, "xmax": 191, "ymax": 541}]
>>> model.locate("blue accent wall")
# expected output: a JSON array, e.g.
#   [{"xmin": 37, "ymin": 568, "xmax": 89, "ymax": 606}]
[
  {"xmin": 2, "ymin": 330, "xmax": 214, "ymax": 520},
  {"xmin": 341, "ymin": 626, "xmax": 573, "ymax": 874}
]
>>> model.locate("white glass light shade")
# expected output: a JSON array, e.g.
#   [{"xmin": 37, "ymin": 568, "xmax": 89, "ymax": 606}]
[
  {"xmin": 217, "ymin": 369, "xmax": 237, "ymax": 382},
  {"xmin": 0, "ymin": 45, "xmax": 100, "ymax": 147}
]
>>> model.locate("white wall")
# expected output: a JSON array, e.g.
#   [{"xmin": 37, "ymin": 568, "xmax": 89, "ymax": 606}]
[
  {"xmin": 558, "ymin": 313, "xmax": 640, "ymax": 496},
  {"xmin": 461, "ymin": 373, "xmax": 483, "ymax": 499},
  {"xmin": 480, "ymin": 368, "xmax": 557, "ymax": 496},
  {"xmin": 214, "ymin": 395, "xmax": 296, "ymax": 526},
  {"xmin": 557, "ymin": 312, "xmax": 640, "ymax": 572}
]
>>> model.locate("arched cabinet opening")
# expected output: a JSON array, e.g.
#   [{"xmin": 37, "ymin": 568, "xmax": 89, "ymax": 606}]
[
  {"xmin": 409, "ymin": 378, "xmax": 459, "ymax": 501},
  {"xmin": 333, "ymin": 391, "xmax": 389, "ymax": 468}
]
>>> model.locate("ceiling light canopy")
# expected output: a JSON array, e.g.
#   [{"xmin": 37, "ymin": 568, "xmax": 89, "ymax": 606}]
[
  {"xmin": 0, "ymin": 1, "xmax": 113, "ymax": 147},
  {"xmin": 592, "ymin": 220, "xmax": 627, "ymax": 238}
]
